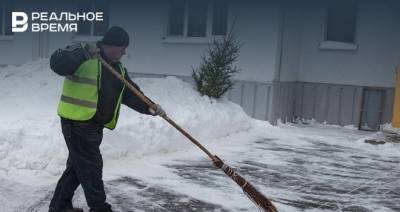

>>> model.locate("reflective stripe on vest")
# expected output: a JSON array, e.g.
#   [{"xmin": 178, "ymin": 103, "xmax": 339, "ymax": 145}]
[
  {"xmin": 57, "ymin": 58, "xmax": 126, "ymax": 130},
  {"xmin": 66, "ymin": 75, "xmax": 97, "ymax": 86},
  {"xmin": 60, "ymin": 95, "xmax": 97, "ymax": 108}
]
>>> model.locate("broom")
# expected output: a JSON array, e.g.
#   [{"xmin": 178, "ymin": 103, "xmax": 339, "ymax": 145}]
[{"xmin": 98, "ymin": 56, "xmax": 278, "ymax": 212}]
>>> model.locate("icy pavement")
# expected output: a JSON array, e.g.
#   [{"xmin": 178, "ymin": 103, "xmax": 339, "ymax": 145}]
[{"xmin": 1, "ymin": 123, "xmax": 399, "ymax": 212}]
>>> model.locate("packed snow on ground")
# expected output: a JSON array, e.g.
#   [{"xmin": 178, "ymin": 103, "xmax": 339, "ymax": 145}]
[{"xmin": 0, "ymin": 60, "xmax": 399, "ymax": 211}]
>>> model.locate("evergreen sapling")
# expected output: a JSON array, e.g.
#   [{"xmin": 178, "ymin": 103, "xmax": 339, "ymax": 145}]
[{"xmin": 192, "ymin": 33, "xmax": 241, "ymax": 99}]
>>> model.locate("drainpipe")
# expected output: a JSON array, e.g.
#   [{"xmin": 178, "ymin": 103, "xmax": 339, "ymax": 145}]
[
  {"xmin": 270, "ymin": 5, "xmax": 285, "ymax": 125},
  {"xmin": 275, "ymin": 8, "xmax": 285, "ymax": 83},
  {"xmin": 392, "ymin": 67, "xmax": 400, "ymax": 128}
]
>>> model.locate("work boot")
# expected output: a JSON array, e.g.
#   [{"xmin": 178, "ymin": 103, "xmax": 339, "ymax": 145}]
[
  {"xmin": 89, "ymin": 203, "xmax": 112, "ymax": 212},
  {"xmin": 48, "ymin": 207, "xmax": 84, "ymax": 212}
]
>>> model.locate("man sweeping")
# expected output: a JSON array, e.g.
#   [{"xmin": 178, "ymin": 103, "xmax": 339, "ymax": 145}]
[{"xmin": 48, "ymin": 26, "xmax": 165, "ymax": 212}]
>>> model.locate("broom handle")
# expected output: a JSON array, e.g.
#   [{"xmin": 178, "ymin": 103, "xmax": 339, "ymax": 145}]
[{"xmin": 98, "ymin": 57, "xmax": 216, "ymax": 161}]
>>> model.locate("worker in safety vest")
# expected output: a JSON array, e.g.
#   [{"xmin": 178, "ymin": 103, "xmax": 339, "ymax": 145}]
[{"xmin": 49, "ymin": 26, "xmax": 165, "ymax": 212}]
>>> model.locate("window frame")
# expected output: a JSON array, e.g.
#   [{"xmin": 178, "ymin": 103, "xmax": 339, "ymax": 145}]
[
  {"xmin": 165, "ymin": 0, "xmax": 228, "ymax": 43},
  {"xmin": 319, "ymin": 1, "xmax": 358, "ymax": 51},
  {"xmin": 324, "ymin": 1, "xmax": 358, "ymax": 44}
]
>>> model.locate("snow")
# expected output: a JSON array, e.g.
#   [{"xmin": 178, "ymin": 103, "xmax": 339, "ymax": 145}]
[
  {"xmin": 0, "ymin": 59, "xmax": 253, "ymax": 178},
  {"xmin": 0, "ymin": 60, "xmax": 399, "ymax": 211},
  {"xmin": 382, "ymin": 123, "xmax": 400, "ymax": 135}
]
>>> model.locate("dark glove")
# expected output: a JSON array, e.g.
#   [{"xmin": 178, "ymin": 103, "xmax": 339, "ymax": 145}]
[
  {"xmin": 82, "ymin": 43, "xmax": 99, "ymax": 59},
  {"xmin": 149, "ymin": 104, "xmax": 166, "ymax": 117}
]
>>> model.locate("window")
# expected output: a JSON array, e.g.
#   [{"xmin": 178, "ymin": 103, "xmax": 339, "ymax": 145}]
[
  {"xmin": 169, "ymin": 0, "xmax": 185, "ymax": 36},
  {"xmin": 0, "ymin": 1, "xmax": 14, "ymax": 36},
  {"xmin": 187, "ymin": 1, "xmax": 207, "ymax": 37},
  {"xmin": 168, "ymin": 0, "xmax": 228, "ymax": 38},
  {"xmin": 212, "ymin": 0, "xmax": 228, "ymax": 36},
  {"xmin": 326, "ymin": 0, "xmax": 357, "ymax": 43},
  {"xmin": 76, "ymin": 0, "xmax": 109, "ymax": 36}
]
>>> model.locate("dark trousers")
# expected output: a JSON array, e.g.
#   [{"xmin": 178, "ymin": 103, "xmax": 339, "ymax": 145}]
[{"xmin": 50, "ymin": 118, "xmax": 111, "ymax": 211}]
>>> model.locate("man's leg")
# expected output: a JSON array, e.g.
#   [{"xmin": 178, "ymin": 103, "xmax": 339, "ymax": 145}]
[
  {"xmin": 68, "ymin": 121, "xmax": 111, "ymax": 211},
  {"xmin": 49, "ymin": 120, "xmax": 81, "ymax": 210}
]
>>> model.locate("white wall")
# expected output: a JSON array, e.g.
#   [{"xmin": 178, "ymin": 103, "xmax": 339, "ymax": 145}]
[
  {"xmin": 278, "ymin": 3, "xmax": 303, "ymax": 82},
  {"xmin": 0, "ymin": 2, "xmax": 38, "ymax": 65},
  {"xmin": 46, "ymin": 1, "xmax": 79, "ymax": 57},
  {"xmin": 0, "ymin": 0, "xmax": 293, "ymax": 83},
  {"xmin": 229, "ymin": 0, "xmax": 280, "ymax": 82},
  {"xmin": 112, "ymin": 0, "xmax": 280, "ymax": 83},
  {"xmin": 1, "ymin": 0, "xmax": 281, "ymax": 83},
  {"xmin": 2, "ymin": 0, "xmax": 398, "ymax": 88},
  {"xmin": 0, "ymin": 1, "xmax": 79, "ymax": 65},
  {"xmin": 296, "ymin": 0, "xmax": 399, "ymax": 87}
]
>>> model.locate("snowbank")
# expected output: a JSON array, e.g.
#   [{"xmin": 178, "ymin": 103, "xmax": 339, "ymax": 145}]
[{"xmin": 0, "ymin": 60, "xmax": 254, "ymax": 177}]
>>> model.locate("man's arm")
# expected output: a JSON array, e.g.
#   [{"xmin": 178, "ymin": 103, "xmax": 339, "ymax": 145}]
[
  {"xmin": 50, "ymin": 43, "xmax": 90, "ymax": 76},
  {"xmin": 122, "ymin": 71, "xmax": 152, "ymax": 115}
]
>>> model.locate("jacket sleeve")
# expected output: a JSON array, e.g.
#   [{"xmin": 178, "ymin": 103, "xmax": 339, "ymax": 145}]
[
  {"xmin": 50, "ymin": 43, "xmax": 89, "ymax": 76},
  {"xmin": 122, "ymin": 71, "xmax": 152, "ymax": 115}
]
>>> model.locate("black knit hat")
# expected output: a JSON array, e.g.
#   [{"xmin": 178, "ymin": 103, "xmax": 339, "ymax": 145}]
[{"xmin": 102, "ymin": 26, "xmax": 130, "ymax": 47}]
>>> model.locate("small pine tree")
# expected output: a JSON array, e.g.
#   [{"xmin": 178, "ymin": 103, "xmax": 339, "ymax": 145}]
[{"xmin": 192, "ymin": 32, "xmax": 241, "ymax": 99}]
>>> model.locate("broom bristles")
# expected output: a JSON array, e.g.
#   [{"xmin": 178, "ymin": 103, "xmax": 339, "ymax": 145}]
[
  {"xmin": 213, "ymin": 156, "xmax": 278, "ymax": 212},
  {"xmin": 240, "ymin": 175, "xmax": 278, "ymax": 212}
]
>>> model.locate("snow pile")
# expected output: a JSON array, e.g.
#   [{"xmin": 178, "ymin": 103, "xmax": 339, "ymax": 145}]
[
  {"xmin": 0, "ymin": 60, "xmax": 254, "ymax": 177},
  {"xmin": 382, "ymin": 123, "xmax": 400, "ymax": 134}
]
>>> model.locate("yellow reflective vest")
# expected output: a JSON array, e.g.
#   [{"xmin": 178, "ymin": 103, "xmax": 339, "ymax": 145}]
[{"xmin": 57, "ymin": 58, "xmax": 125, "ymax": 130}]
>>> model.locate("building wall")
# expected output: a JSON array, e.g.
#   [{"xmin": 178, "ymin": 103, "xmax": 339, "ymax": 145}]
[
  {"xmin": 0, "ymin": 1, "xmax": 38, "ymax": 65},
  {"xmin": 227, "ymin": 80, "xmax": 274, "ymax": 121},
  {"xmin": 0, "ymin": 1, "xmax": 84, "ymax": 65},
  {"xmin": 277, "ymin": 3, "xmax": 303, "ymax": 82},
  {"xmin": 113, "ymin": 0, "xmax": 280, "ymax": 83},
  {"xmin": 229, "ymin": 0, "xmax": 280, "ymax": 82},
  {"xmin": 297, "ymin": 0, "xmax": 400, "ymax": 87},
  {"xmin": 294, "ymin": 82, "xmax": 394, "ymax": 126},
  {"xmin": 0, "ymin": 0, "xmax": 281, "ymax": 83},
  {"xmin": 275, "ymin": 0, "xmax": 398, "ymax": 127},
  {"xmin": 268, "ymin": 3, "xmax": 304, "ymax": 124}
]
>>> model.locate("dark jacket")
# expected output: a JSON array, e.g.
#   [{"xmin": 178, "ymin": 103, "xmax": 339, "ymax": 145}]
[{"xmin": 50, "ymin": 42, "xmax": 151, "ymax": 125}]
